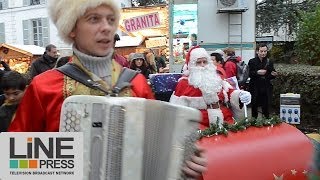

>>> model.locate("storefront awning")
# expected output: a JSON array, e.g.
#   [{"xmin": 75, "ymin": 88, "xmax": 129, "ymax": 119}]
[
  {"xmin": 115, "ymin": 36, "xmax": 144, "ymax": 48},
  {"xmin": 0, "ymin": 43, "xmax": 45, "ymax": 59},
  {"xmin": 7, "ymin": 44, "xmax": 45, "ymax": 55}
]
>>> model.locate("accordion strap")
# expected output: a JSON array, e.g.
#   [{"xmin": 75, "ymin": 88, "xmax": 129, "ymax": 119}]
[
  {"xmin": 112, "ymin": 67, "xmax": 138, "ymax": 94},
  {"xmin": 57, "ymin": 63, "xmax": 138, "ymax": 96}
]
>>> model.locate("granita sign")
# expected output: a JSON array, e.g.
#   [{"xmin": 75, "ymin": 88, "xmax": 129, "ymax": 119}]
[{"xmin": 124, "ymin": 12, "xmax": 161, "ymax": 32}]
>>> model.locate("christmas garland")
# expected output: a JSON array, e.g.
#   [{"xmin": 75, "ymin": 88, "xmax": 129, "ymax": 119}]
[{"xmin": 199, "ymin": 116, "xmax": 283, "ymax": 138}]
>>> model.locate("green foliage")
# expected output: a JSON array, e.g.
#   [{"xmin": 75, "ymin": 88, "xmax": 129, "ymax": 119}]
[
  {"xmin": 272, "ymin": 64, "xmax": 320, "ymax": 128},
  {"xmin": 199, "ymin": 116, "xmax": 282, "ymax": 138},
  {"xmin": 269, "ymin": 45, "xmax": 285, "ymax": 63},
  {"xmin": 269, "ymin": 42, "xmax": 296, "ymax": 64},
  {"xmin": 295, "ymin": 4, "xmax": 320, "ymax": 66},
  {"xmin": 256, "ymin": 0, "xmax": 319, "ymax": 37}
]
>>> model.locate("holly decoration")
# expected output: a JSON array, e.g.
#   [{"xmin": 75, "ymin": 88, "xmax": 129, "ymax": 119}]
[{"xmin": 199, "ymin": 116, "xmax": 283, "ymax": 138}]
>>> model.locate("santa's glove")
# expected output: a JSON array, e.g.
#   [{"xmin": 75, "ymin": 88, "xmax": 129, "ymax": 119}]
[{"xmin": 239, "ymin": 91, "xmax": 251, "ymax": 105}]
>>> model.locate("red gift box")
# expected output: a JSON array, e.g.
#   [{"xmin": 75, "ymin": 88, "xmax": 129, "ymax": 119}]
[{"xmin": 199, "ymin": 123, "xmax": 314, "ymax": 180}]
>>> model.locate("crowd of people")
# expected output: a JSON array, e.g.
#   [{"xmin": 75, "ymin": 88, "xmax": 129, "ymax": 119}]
[
  {"xmin": 1, "ymin": 0, "xmax": 206, "ymax": 178},
  {"xmin": 0, "ymin": 15, "xmax": 278, "ymax": 137},
  {"xmin": 1, "ymin": 0, "xmax": 318, "ymax": 177}
]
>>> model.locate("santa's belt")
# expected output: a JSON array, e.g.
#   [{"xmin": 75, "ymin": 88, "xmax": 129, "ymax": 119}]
[{"xmin": 207, "ymin": 102, "xmax": 220, "ymax": 109}]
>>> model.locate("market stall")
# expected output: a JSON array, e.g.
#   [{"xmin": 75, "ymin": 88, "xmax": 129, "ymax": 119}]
[
  {"xmin": 116, "ymin": 5, "xmax": 170, "ymax": 60},
  {"xmin": 0, "ymin": 43, "xmax": 44, "ymax": 73}
]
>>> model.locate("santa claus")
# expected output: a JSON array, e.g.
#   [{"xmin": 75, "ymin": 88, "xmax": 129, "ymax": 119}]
[{"xmin": 170, "ymin": 47, "xmax": 251, "ymax": 129}]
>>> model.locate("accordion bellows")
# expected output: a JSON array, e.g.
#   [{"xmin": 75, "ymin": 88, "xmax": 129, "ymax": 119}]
[{"xmin": 59, "ymin": 95, "xmax": 201, "ymax": 180}]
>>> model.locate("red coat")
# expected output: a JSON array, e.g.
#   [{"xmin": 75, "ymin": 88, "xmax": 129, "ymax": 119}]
[
  {"xmin": 216, "ymin": 64, "xmax": 227, "ymax": 79},
  {"xmin": 170, "ymin": 77, "xmax": 238, "ymax": 129},
  {"xmin": 9, "ymin": 59, "xmax": 154, "ymax": 132},
  {"xmin": 224, "ymin": 56, "xmax": 241, "ymax": 78}
]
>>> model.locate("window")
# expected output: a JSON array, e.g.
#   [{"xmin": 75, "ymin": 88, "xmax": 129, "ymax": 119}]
[
  {"xmin": 0, "ymin": 0, "xmax": 8, "ymax": 10},
  {"xmin": 32, "ymin": 19, "xmax": 43, "ymax": 46},
  {"xmin": 31, "ymin": 0, "xmax": 40, "ymax": 5},
  {"xmin": 23, "ymin": 18, "xmax": 49, "ymax": 47},
  {"xmin": 0, "ymin": 23, "xmax": 5, "ymax": 43},
  {"xmin": 23, "ymin": 0, "xmax": 46, "ymax": 6}
]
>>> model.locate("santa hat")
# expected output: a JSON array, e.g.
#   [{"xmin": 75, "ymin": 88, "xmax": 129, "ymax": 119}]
[
  {"xmin": 183, "ymin": 46, "xmax": 211, "ymax": 76},
  {"xmin": 185, "ymin": 46, "xmax": 200, "ymax": 66},
  {"xmin": 48, "ymin": 0, "xmax": 120, "ymax": 44}
]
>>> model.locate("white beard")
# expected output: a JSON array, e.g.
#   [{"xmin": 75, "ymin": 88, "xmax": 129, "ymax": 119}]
[{"xmin": 188, "ymin": 63, "xmax": 223, "ymax": 104}]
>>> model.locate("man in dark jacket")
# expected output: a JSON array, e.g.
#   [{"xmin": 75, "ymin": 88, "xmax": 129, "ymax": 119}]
[
  {"xmin": 248, "ymin": 43, "xmax": 277, "ymax": 119},
  {"xmin": 0, "ymin": 59, "xmax": 11, "ymax": 106},
  {"xmin": 29, "ymin": 44, "xmax": 58, "ymax": 79}
]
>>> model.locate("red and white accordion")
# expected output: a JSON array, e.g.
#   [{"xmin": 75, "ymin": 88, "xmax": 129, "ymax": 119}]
[{"xmin": 59, "ymin": 95, "xmax": 201, "ymax": 180}]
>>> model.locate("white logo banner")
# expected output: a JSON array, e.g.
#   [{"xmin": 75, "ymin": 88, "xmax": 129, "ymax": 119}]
[{"xmin": 0, "ymin": 132, "xmax": 83, "ymax": 180}]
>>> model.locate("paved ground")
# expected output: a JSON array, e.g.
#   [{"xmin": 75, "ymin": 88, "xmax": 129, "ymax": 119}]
[{"xmin": 307, "ymin": 134, "xmax": 320, "ymax": 143}]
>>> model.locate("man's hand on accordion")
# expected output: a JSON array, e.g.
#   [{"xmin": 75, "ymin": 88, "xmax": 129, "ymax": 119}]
[{"xmin": 182, "ymin": 145, "xmax": 208, "ymax": 179}]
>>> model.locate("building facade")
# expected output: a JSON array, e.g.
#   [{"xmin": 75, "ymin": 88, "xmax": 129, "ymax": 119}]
[{"xmin": 0, "ymin": 0, "xmax": 131, "ymax": 54}]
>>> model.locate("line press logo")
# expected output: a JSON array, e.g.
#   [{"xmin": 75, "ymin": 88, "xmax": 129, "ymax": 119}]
[
  {"xmin": 10, "ymin": 136, "xmax": 75, "ymax": 169},
  {"xmin": 0, "ymin": 132, "xmax": 83, "ymax": 180}
]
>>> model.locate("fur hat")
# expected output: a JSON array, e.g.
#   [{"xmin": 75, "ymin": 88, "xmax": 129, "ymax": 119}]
[
  {"xmin": 131, "ymin": 53, "xmax": 145, "ymax": 61},
  {"xmin": 48, "ymin": 0, "xmax": 120, "ymax": 44}
]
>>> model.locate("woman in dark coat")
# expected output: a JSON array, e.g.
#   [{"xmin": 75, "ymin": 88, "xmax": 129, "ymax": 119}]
[{"xmin": 129, "ymin": 53, "xmax": 151, "ymax": 79}]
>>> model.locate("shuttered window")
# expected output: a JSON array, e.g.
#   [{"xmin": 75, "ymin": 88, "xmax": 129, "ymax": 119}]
[
  {"xmin": 23, "ymin": 20, "xmax": 30, "ymax": 44},
  {"xmin": 22, "ymin": 18, "xmax": 49, "ymax": 47},
  {"xmin": 0, "ymin": 23, "xmax": 5, "ymax": 43},
  {"xmin": 23, "ymin": 0, "xmax": 46, "ymax": 6},
  {"xmin": 0, "ymin": 0, "xmax": 8, "ymax": 10}
]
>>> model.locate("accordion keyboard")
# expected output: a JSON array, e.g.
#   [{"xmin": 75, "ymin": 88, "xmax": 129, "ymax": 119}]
[{"xmin": 60, "ymin": 95, "xmax": 201, "ymax": 180}]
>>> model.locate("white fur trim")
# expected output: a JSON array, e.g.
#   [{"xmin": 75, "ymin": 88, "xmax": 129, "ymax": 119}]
[
  {"xmin": 188, "ymin": 48, "xmax": 212, "ymax": 68},
  {"xmin": 178, "ymin": 76, "xmax": 188, "ymax": 82},
  {"xmin": 230, "ymin": 90, "xmax": 245, "ymax": 121},
  {"xmin": 207, "ymin": 109, "xmax": 224, "ymax": 127},
  {"xmin": 48, "ymin": 0, "xmax": 120, "ymax": 44},
  {"xmin": 182, "ymin": 64, "xmax": 189, "ymax": 76},
  {"xmin": 183, "ymin": 70, "xmax": 190, "ymax": 76},
  {"xmin": 222, "ymin": 80, "xmax": 233, "ymax": 93},
  {"xmin": 170, "ymin": 94, "xmax": 208, "ymax": 109},
  {"xmin": 171, "ymin": 94, "xmax": 224, "ymax": 127},
  {"xmin": 222, "ymin": 80, "xmax": 232, "ymax": 102},
  {"xmin": 222, "ymin": 90, "xmax": 228, "ymax": 103}
]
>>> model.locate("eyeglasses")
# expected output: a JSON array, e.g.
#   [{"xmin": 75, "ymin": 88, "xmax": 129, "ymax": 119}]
[{"xmin": 135, "ymin": 59, "xmax": 144, "ymax": 62}]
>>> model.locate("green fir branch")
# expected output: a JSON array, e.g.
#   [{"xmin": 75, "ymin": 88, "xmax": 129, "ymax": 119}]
[{"xmin": 199, "ymin": 116, "xmax": 282, "ymax": 139}]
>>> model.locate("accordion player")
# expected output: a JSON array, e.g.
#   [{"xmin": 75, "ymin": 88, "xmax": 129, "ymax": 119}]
[{"xmin": 59, "ymin": 95, "xmax": 201, "ymax": 180}]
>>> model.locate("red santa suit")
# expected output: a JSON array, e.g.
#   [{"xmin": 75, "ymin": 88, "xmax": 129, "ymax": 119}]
[
  {"xmin": 9, "ymin": 55, "xmax": 154, "ymax": 132},
  {"xmin": 171, "ymin": 48, "xmax": 248, "ymax": 129}
]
